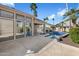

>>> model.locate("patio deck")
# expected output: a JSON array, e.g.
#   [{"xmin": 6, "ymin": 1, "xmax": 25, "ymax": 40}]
[
  {"xmin": 1, "ymin": 34, "xmax": 79, "ymax": 56},
  {"xmin": 0, "ymin": 35, "xmax": 52, "ymax": 56},
  {"xmin": 34, "ymin": 39, "xmax": 79, "ymax": 56}
]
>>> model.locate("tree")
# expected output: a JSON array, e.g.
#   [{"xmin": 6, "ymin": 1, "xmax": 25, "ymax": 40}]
[
  {"xmin": 44, "ymin": 17, "xmax": 49, "ymax": 21},
  {"xmin": 52, "ymin": 18, "xmax": 54, "ymax": 25},
  {"xmin": 61, "ymin": 21, "xmax": 64, "ymax": 31},
  {"xmin": 51, "ymin": 18, "xmax": 55, "ymax": 30},
  {"xmin": 64, "ymin": 9, "xmax": 79, "ymax": 44},
  {"xmin": 63, "ymin": 9, "xmax": 79, "ymax": 28},
  {"xmin": 30, "ymin": 3, "xmax": 37, "ymax": 17}
]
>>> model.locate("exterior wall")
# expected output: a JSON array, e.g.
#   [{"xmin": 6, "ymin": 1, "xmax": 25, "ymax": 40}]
[
  {"xmin": 0, "ymin": 9, "xmax": 14, "ymax": 35},
  {"xmin": 56, "ymin": 20, "xmax": 74, "ymax": 32},
  {"xmin": 0, "ymin": 9, "xmax": 33, "ymax": 36},
  {"xmin": 26, "ymin": 17, "xmax": 32, "ymax": 32},
  {"xmin": 0, "ymin": 17, "xmax": 13, "ymax": 35},
  {"xmin": 45, "ymin": 24, "xmax": 52, "ymax": 32},
  {"xmin": 16, "ymin": 21, "xmax": 24, "ymax": 33},
  {"xmin": 33, "ymin": 19, "xmax": 45, "ymax": 35},
  {"xmin": 34, "ymin": 24, "xmax": 43, "ymax": 35},
  {"xmin": 56, "ymin": 27, "xmax": 60, "ymax": 31},
  {"xmin": 0, "ymin": 4, "xmax": 50, "ymax": 36},
  {"xmin": 16, "ymin": 15, "xmax": 32, "ymax": 36},
  {"xmin": 0, "ymin": 16, "xmax": 32, "ymax": 36},
  {"xmin": 16, "ymin": 14, "xmax": 25, "ymax": 33},
  {"xmin": 0, "ymin": 10, "xmax": 14, "ymax": 18},
  {"xmin": 63, "ymin": 20, "xmax": 73, "ymax": 32},
  {"xmin": 37, "ymin": 25, "xmax": 43, "ymax": 33}
]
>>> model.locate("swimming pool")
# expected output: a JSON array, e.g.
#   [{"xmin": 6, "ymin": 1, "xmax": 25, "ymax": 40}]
[
  {"xmin": 45, "ymin": 31, "xmax": 68, "ymax": 39},
  {"xmin": 51, "ymin": 31, "xmax": 66, "ymax": 36}
]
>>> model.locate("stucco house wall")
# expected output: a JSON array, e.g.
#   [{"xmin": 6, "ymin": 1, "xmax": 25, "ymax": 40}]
[{"xmin": 0, "ymin": 17, "xmax": 13, "ymax": 35}]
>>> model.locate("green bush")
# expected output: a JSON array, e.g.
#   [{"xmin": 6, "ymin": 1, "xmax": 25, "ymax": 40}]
[{"xmin": 69, "ymin": 27, "xmax": 79, "ymax": 44}]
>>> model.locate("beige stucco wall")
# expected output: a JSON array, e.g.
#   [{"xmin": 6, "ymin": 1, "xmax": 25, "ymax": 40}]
[
  {"xmin": 34, "ymin": 24, "xmax": 44, "ymax": 35},
  {"xmin": 0, "ymin": 17, "xmax": 13, "ymax": 35}
]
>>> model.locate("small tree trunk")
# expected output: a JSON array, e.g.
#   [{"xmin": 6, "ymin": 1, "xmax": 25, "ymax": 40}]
[{"xmin": 70, "ymin": 20, "xmax": 72, "ymax": 29}]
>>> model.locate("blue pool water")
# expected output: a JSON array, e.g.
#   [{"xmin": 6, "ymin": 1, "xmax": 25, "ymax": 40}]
[
  {"xmin": 45, "ymin": 31, "xmax": 67, "ymax": 39},
  {"xmin": 50, "ymin": 31, "xmax": 66, "ymax": 36}
]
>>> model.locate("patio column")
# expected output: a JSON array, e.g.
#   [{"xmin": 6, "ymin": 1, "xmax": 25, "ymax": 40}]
[
  {"xmin": 43, "ymin": 23, "xmax": 46, "ymax": 33},
  {"xmin": 24, "ymin": 16, "xmax": 26, "ymax": 38},
  {"xmin": 13, "ymin": 11, "xmax": 16, "ymax": 40},
  {"xmin": 32, "ymin": 17, "xmax": 34, "ymax": 36}
]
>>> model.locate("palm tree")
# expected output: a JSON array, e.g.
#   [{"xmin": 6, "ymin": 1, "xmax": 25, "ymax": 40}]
[
  {"xmin": 63, "ymin": 20, "xmax": 69, "ymax": 31},
  {"xmin": 63, "ymin": 9, "xmax": 79, "ymax": 28},
  {"xmin": 30, "ymin": 3, "xmax": 37, "ymax": 17},
  {"xmin": 58, "ymin": 21, "xmax": 64, "ymax": 32},
  {"xmin": 44, "ymin": 17, "xmax": 49, "ymax": 21},
  {"xmin": 65, "ymin": 3, "xmax": 71, "ymax": 29},
  {"xmin": 51, "ymin": 18, "xmax": 55, "ymax": 30},
  {"xmin": 30, "ymin": 3, "xmax": 37, "ymax": 36},
  {"xmin": 61, "ymin": 21, "xmax": 67, "ymax": 32},
  {"xmin": 61, "ymin": 21, "xmax": 64, "ymax": 31},
  {"xmin": 66, "ymin": 3, "xmax": 68, "ymax": 11},
  {"xmin": 52, "ymin": 18, "xmax": 54, "ymax": 25}
]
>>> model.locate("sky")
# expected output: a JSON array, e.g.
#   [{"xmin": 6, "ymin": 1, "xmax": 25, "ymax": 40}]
[{"xmin": 1, "ymin": 3, "xmax": 79, "ymax": 25}]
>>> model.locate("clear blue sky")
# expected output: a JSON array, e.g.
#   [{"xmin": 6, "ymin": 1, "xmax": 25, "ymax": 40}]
[{"xmin": 14, "ymin": 3, "xmax": 79, "ymax": 25}]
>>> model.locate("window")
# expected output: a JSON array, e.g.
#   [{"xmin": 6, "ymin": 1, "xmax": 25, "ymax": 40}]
[
  {"xmin": 16, "ymin": 14, "xmax": 24, "ymax": 20},
  {"xmin": 0, "ymin": 10, "xmax": 14, "ymax": 18},
  {"xmin": 26, "ymin": 18, "xmax": 32, "ymax": 24}
]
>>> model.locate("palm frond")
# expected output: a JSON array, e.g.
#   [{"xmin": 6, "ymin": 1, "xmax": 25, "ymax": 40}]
[
  {"xmin": 63, "ymin": 8, "xmax": 79, "ymax": 25},
  {"xmin": 30, "ymin": 3, "xmax": 37, "ymax": 17}
]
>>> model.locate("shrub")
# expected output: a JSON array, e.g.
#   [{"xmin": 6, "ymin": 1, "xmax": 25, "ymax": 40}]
[{"xmin": 69, "ymin": 27, "xmax": 79, "ymax": 44}]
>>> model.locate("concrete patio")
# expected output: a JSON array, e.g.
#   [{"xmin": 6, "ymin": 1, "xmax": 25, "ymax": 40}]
[
  {"xmin": 0, "ymin": 35, "xmax": 52, "ymax": 56},
  {"xmin": 34, "ymin": 39, "xmax": 79, "ymax": 56},
  {"xmin": 0, "ymin": 34, "xmax": 79, "ymax": 56}
]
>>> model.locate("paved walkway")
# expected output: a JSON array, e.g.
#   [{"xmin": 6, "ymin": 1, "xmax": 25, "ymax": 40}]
[
  {"xmin": 34, "ymin": 39, "xmax": 79, "ymax": 56},
  {"xmin": 0, "ymin": 35, "xmax": 52, "ymax": 56}
]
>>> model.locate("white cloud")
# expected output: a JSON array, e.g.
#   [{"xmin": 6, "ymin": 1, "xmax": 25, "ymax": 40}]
[
  {"xmin": 0, "ymin": 3, "xmax": 15, "ymax": 7},
  {"xmin": 48, "ymin": 14, "xmax": 55, "ymax": 20},
  {"xmin": 76, "ymin": 3, "xmax": 79, "ymax": 9},
  {"xmin": 57, "ymin": 9, "xmax": 66, "ymax": 16}
]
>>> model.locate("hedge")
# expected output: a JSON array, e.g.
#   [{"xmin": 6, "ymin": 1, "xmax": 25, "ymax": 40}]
[{"xmin": 69, "ymin": 27, "xmax": 79, "ymax": 44}]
